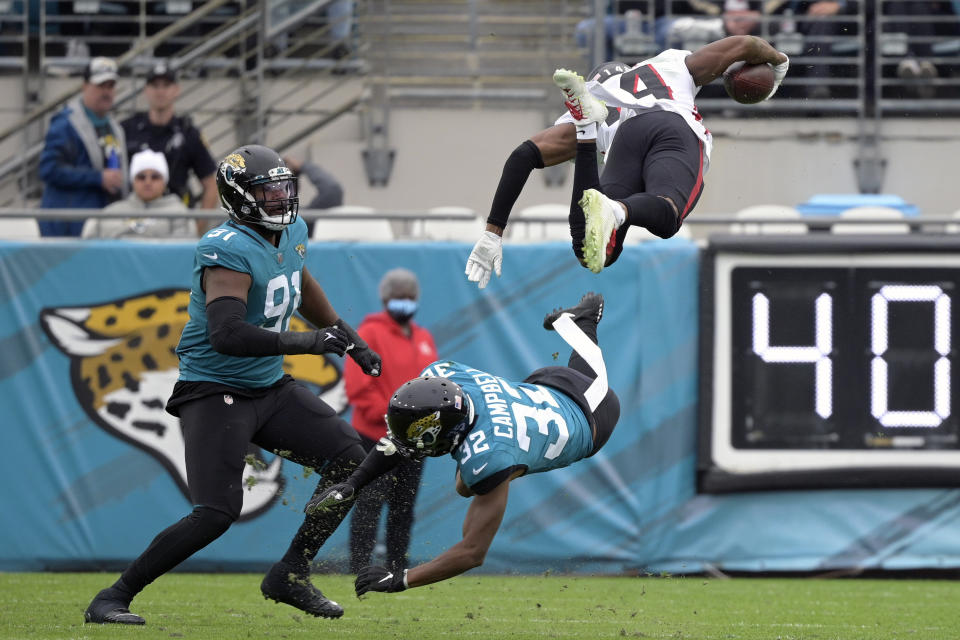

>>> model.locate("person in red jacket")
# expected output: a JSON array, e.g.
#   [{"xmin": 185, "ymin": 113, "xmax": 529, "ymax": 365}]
[{"xmin": 343, "ymin": 267, "xmax": 438, "ymax": 573}]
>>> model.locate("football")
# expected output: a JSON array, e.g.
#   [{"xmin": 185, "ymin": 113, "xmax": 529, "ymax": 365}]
[{"xmin": 722, "ymin": 61, "xmax": 775, "ymax": 104}]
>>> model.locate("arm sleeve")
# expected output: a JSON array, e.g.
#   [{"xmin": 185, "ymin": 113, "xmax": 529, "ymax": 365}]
[
  {"xmin": 206, "ymin": 296, "xmax": 282, "ymax": 356},
  {"xmin": 347, "ymin": 445, "xmax": 404, "ymax": 491},
  {"xmin": 207, "ymin": 295, "xmax": 341, "ymax": 356},
  {"xmin": 486, "ymin": 139, "xmax": 545, "ymax": 229}
]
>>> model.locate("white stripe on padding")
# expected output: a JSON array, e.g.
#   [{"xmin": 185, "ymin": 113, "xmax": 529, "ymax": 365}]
[{"xmin": 551, "ymin": 313, "xmax": 608, "ymax": 411}]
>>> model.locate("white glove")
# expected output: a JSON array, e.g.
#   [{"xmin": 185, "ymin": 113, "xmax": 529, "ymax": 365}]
[
  {"xmin": 465, "ymin": 230, "xmax": 503, "ymax": 289},
  {"xmin": 765, "ymin": 55, "xmax": 790, "ymax": 100}
]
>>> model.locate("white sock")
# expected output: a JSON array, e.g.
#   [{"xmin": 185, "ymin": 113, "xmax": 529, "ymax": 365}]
[
  {"xmin": 575, "ymin": 122, "xmax": 597, "ymax": 141},
  {"xmin": 611, "ymin": 200, "xmax": 626, "ymax": 227}
]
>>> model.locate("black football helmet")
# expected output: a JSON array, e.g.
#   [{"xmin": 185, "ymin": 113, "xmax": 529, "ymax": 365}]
[
  {"xmin": 385, "ymin": 376, "xmax": 473, "ymax": 458},
  {"xmin": 588, "ymin": 60, "xmax": 631, "ymax": 83},
  {"xmin": 216, "ymin": 145, "xmax": 298, "ymax": 231}
]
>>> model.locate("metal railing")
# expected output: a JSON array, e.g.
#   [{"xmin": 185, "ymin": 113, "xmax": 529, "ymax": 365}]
[
  {"xmin": 602, "ymin": 0, "xmax": 960, "ymax": 117},
  {"xmin": 0, "ymin": 0, "xmax": 28, "ymax": 71},
  {"xmin": 0, "ymin": 0, "xmax": 363, "ymax": 207},
  {"xmin": 1, "ymin": 1, "xmax": 958, "ymax": 209},
  {"xmin": 3, "ymin": 207, "xmax": 956, "ymax": 227}
]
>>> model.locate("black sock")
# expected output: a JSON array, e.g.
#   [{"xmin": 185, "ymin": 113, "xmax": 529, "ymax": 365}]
[
  {"xmin": 105, "ymin": 578, "xmax": 137, "ymax": 605},
  {"xmin": 279, "ymin": 451, "xmax": 363, "ymax": 572},
  {"xmin": 119, "ymin": 506, "xmax": 233, "ymax": 595},
  {"xmin": 567, "ymin": 316, "xmax": 599, "ymax": 376},
  {"xmin": 569, "ymin": 142, "xmax": 600, "ymax": 263},
  {"xmin": 623, "ymin": 193, "xmax": 681, "ymax": 238}
]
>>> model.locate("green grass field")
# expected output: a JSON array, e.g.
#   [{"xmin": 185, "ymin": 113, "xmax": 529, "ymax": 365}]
[{"xmin": 1, "ymin": 573, "xmax": 955, "ymax": 640}]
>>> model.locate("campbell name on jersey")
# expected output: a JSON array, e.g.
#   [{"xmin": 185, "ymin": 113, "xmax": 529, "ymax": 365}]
[
  {"xmin": 421, "ymin": 360, "xmax": 593, "ymax": 494},
  {"xmin": 555, "ymin": 49, "xmax": 713, "ymax": 167},
  {"xmin": 177, "ymin": 217, "xmax": 309, "ymax": 387}
]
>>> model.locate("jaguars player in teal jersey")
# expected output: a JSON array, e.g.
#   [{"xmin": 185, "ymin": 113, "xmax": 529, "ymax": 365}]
[
  {"xmin": 306, "ymin": 292, "xmax": 620, "ymax": 595},
  {"xmin": 84, "ymin": 145, "xmax": 382, "ymax": 625}
]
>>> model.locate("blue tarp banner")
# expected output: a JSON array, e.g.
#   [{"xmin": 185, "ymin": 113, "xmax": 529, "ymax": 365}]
[{"xmin": 2, "ymin": 238, "xmax": 959, "ymax": 573}]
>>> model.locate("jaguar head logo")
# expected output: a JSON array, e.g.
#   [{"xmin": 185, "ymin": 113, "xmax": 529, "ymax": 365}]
[{"xmin": 39, "ymin": 289, "xmax": 346, "ymax": 521}]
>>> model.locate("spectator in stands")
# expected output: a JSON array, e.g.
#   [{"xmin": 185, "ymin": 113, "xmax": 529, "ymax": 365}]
[
  {"xmin": 283, "ymin": 155, "xmax": 345, "ymax": 237},
  {"xmin": 883, "ymin": 1, "xmax": 957, "ymax": 99},
  {"xmin": 38, "ymin": 56, "xmax": 127, "ymax": 237},
  {"xmin": 328, "ymin": 0, "xmax": 355, "ymax": 59},
  {"xmin": 575, "ymin": 1, "xmax": 694, "ymax": 60},
  {"xmin": 122, "ymin": 62, "xmax": 218, "ymax": 216},
  {"xmin": 82, "ymin": 149, "xmax": 194, "ymax": 239},
  {"xmin": 766, "ymin": 1, "xmax": 859, "ymax": 99},
  {"xmin": 343, "ymin": 268, "xmax": 437, "ymax": 575},
  {"xmin": 574, "ymin": 0, "xmax": 628, "ymax": 61},
  {"xmin": 270, "ymin": 0, "xmax": 354, "ymax": 60},
  {"xmin": 720, "ymin": 0, "xmax": 761, "ymax": 36}
]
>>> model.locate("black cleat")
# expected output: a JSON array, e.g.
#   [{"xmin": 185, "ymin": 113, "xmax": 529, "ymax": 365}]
[
  {"xmin": 84, "ymin": 588, "xmax": 145, "ymax": 625},
  {"xmin": 261, "ymin": 561, "xmax": 344, "ymax": 619},
  {"xmin": 543, "ymin": 292, "xmax": 604, "ymax": 330}
]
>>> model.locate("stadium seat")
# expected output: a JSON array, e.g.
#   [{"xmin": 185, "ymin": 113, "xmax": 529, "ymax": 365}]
[
  {"xmin": 945, "ymin": 210, "xmax": 960, "ymax": 234},
  {"xmin": 0, "ymin": 217, "xmax": 40, "ymax": 240},
  {"xmin": 311, "ymin": 206, "xmax": 394, "ymax": 242},
  {"xmin": 830, "ymin": 206, "xmax": 911, "ymax": 234},
  {"xmin": 419, "ymin": 206, "xmax": 483, "ymax": 241},
  {"xmin": 511, "ymin": 204, "xmax": 570, "ymax": 242},
  {"xmin": 729, "ymin": 205, "xmax": 807, "ymax": 235},
  {"xmin": 622, "ymin": 225, "xmax": 659, "ymax": 244}
]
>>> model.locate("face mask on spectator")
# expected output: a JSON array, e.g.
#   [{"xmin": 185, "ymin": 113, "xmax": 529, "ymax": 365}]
[{"xmin": 386, "ymin": 298, "xmax": 418, "ymax": 323}]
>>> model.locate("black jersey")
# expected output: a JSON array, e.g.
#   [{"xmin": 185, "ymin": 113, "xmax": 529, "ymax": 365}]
[{"xmin": 122, "ymin": 112, "xmax": 217, "ymax": 203}]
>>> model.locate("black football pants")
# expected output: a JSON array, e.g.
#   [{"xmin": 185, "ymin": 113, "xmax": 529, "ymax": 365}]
[
  {"xmin": 119, "ymin": 378, "xmax": 365, "ymax": 595},
  {"xmin": 569, "ymin": 109, "xmax": 706, "ymax": 265}
]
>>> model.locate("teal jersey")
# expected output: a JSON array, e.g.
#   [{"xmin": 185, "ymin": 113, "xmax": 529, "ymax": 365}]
[
  {"xmin": 177, "ymin": 218, "xmax": 310, "ymax": 388},
  {"xmin": 420, "ymin": 360, "xmax": 594, "ymax": 493}
]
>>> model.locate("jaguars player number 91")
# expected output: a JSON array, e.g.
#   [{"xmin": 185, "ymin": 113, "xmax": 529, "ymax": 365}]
[{"xmin": 84, "ymin": 145, "xmax": 382, "ymax": 625}]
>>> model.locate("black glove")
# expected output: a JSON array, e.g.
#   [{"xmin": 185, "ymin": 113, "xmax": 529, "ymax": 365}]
[
  {"xmin": 355, "ymin": 566, "xmax": 407, "ymax": 596},
  {"xmin": 313, "ymin": 326, "xmax": 350, "ymax": 356},
  {"xmin": 278, "ymin": 325, "xmax": 350, "ymax": 356},
  {"xmin": 304, "ymin": 482, "xmax": 355, "ymax": 515},
  {"xmin": 335, "ymin": 318, "xmax": 382, "ymax": 376}
]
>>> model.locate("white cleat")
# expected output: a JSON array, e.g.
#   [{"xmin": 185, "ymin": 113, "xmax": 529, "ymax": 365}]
[
  {"xmin": 553, "ymin": 68, "xmax": 608, "ymax": 125},
  {"xmin": 579, "ymin": 189, "xmax": 621, "ymax": 274}
]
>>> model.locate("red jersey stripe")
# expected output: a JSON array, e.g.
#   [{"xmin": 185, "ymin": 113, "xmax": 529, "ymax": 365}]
[{"xmin": 680, "ymin": 140, "xmax": 704, "ymax": 219}]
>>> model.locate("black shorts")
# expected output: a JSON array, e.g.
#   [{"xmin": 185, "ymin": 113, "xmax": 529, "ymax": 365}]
[
  {"xmin": 524, "ymin": 366, "xmax": 620, "ymax": 456},
  {"xmin": 601, "ymin": 109, "xmax": 706, "ymax": 221},
  {"xmin": 166, "ymin": 375, "xmax": 362, "ymax": 519}
]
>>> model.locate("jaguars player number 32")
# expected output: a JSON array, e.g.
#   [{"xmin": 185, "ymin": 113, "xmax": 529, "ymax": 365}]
[{"xmin": 307, "ymin": 292, "xmax": 621, "ymax": 597}]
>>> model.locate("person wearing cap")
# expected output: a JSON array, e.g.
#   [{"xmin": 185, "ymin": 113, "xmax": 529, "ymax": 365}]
[
  {"xmin": 82, "ymin": 149, "xmax": 194, "ymax": 239},
  {"xmin": 38, "ymin": 56, "xmax": 128, "ymax": 237},
  {"xmin": 122, "ymin": 62, "xmax": 218, "ymax": 226},
  {"xmin": 343, "ymin": 268, "xmax": 437, "ymax": 575}
]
